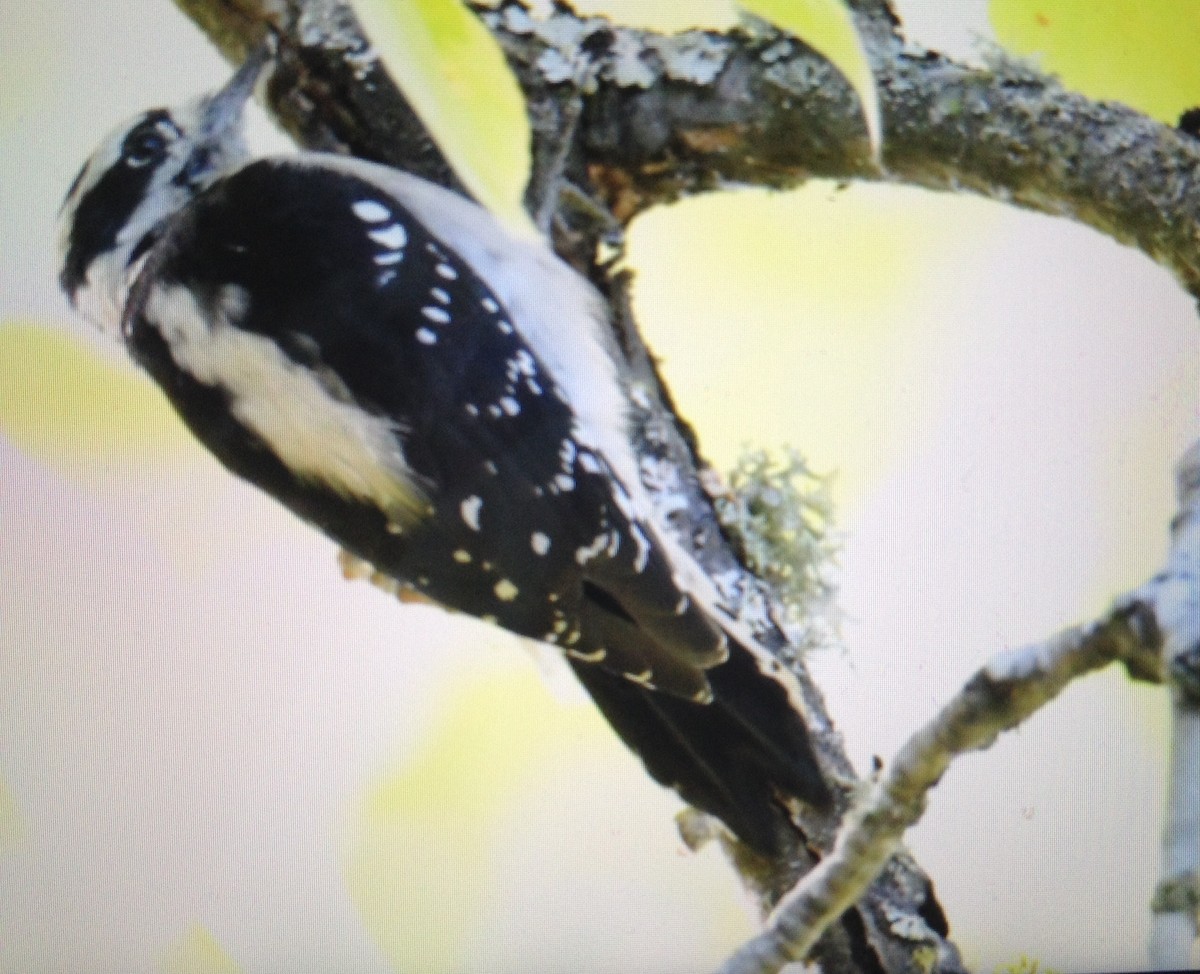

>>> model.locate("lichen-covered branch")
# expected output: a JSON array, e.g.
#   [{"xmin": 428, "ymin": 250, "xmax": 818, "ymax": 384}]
[
  {"xmin": 1137, "ymin": 443, "xmax": 1200, "ymax": 968},
  {"xmin": 474, "ymin": 3, "xmax": 1200, "ymax": 298},
  {"xmin": 173, "ymin": 1, "xmax": 1200, "ymax": 300},
  {"xmin": 162, "ymin": 2, "xmax": 1192, "ymax": 972}
]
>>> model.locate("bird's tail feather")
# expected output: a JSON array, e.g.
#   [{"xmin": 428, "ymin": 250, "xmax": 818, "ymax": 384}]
[{"xmin": 569, "ymin": 633, "xmax": 831, "ymax": 858}]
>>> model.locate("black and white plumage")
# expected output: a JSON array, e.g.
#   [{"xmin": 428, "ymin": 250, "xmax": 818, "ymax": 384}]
[{"xmin": 57, "ymin": 49, "xmax": 831, "ymax": 856}]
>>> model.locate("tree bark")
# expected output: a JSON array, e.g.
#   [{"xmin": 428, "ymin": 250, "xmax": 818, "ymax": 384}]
[{"xmin": 163, "ymin": 1, "xmax": 1198, "ymax": 971}]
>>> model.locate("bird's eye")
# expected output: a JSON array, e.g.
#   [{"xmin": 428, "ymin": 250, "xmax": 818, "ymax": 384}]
[{"xmin": 124, "ymin": 128, "xmax": 169, "ymax": 168}]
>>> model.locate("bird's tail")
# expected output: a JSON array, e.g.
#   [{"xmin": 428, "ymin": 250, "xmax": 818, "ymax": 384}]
[{"xmin": 568, "ymin": 630, "xmax": 831, "ymax": 858}]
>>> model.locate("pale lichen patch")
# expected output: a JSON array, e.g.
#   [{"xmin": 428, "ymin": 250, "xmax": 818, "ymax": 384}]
[{"xmin": 657, "ymin": 33, "xmax": 731, "ymax": 85}]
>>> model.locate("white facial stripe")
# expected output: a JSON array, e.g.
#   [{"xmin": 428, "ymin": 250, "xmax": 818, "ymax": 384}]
[
  {"xmin": 60, "ymin": 102, "xmax": 252, "ymax": 339},
  {"xmin": 72, "ymin": 252, "xmax": 133, "ymax": 338}
]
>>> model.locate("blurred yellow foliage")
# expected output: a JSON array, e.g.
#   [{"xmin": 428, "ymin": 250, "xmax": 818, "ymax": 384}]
[
  {"xmin": 159, "ymin": 924, "xmax": 243, "ymax": 974},
  {"xmin": 361, "ymin": 668, "xmax": 603, "ymax": 826},
  {"xmin": 741, "ymin": 0, "xmax": 881, "ymax": 155},
  {"xmin": 351, "ymin": 0, "xmax": 536, "ymax": 236},
  {"xmin": 990, "ymin": 0, "xmax": 1200, "ymax": 123},
  {"xmin": 346, "ymin": 665, "xmax": 608, "ymax": 972},
  {"xmin": 628, "ymin": 183, "xmax": 1001, "ymax": 507},
  {"xmin": 0, "ymin": 323, "xmax": 187, "ymax": 466}
]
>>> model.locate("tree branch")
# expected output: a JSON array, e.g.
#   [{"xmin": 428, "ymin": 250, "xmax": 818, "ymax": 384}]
[
  {"xmin": 719, "ymin": 436, "xmax": 1200, "ymax": 974},
  {"xmin": 476, "ymin": 3, "xmax": 1200, "ymax": 297},
  {"xmin": 1140, "ymin": 443, "xmax": 1200, "ymax": 967},
  {"xmin": 717, "ymin": 605, "xmax": 1161, "ymax": 974},
  {"xmin": 163, "ymin": 2, "xmax": 1194, "ymax": 972},
  {"xmin": 175, "ymin": 1, "xmax": 1200, "ymax": 300}
]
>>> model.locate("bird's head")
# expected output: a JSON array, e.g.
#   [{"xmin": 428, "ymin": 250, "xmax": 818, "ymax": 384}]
[{"xmin": 57, "ymin": 46, "xmax": 268, "ymax": 334}]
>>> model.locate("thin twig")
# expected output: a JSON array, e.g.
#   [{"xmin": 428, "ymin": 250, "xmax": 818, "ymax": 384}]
[
  {"xmin": 716, "ymin": 604, "xmax": 1161, "ymax": 974},
  {"xmin": 719, "ymin": 440, "xmax": 1200, "ymax": 974}
]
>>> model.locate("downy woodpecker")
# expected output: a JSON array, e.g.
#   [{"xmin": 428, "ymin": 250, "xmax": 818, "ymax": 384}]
[{"xmin": 57, "ymin": 46, "xmax": 831, "ymax": 856}]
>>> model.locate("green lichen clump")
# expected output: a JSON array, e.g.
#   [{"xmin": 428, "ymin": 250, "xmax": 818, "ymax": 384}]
[{"xmin": 715, "ymin": 446, "xmax": 838, "ymax": 638}]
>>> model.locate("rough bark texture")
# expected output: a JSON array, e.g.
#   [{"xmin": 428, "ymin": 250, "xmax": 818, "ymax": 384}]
[{"xmin": 162, "ymin": 1, "xmax": 1198, "ymax": 972}]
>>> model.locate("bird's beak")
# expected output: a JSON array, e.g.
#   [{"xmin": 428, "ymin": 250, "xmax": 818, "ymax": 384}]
[
  {"xmin": 199, "ymin": 41, "xmax": 271, "ymax": 141},
  {"xmin": 179, "ymin": 42, "xmax": 271, "ymax": 188}
]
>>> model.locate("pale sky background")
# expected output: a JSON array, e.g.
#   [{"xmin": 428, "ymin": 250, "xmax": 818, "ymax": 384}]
[{"xmin": 2, "ymin": 1, "xmax": 1199, "ymax": 972}]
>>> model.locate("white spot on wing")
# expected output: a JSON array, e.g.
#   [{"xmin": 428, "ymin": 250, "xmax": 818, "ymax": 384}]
[
  {"xmin": 436, "ymin": 263, "xmax": 458, "ymax": 280},
  {"xmin": 353, "ymin": 200, "xmax": 391, "ymax": 223},
  {"xmin": 416, "ymin": 327, "xmax": 437, "ymax": 345},
  {"xmin": 624, "ymin": 668, "xmax": 655, "ymax": 688},
  {"xmin": 374, "ymin": 251, "xmax": 404, "ymax": 266},
  {"xmin": 575, "ymin": 532, "xmax": 609, "ymax": 565},
  {"xmin": 531, "ymin": 532, "xmax": 550, "ymax": 555},
  {"xmin": 422, "ymin": 306, "xmax": 451, "ymax": 324},
  {"xmin": 369, "ymin": 224, "xmax": 408, "ymax": 249},
  {"xmin": 567, "ymin": 647, "xmax": 606, "ymax": 663},
  {"xmin": 301, "ymin": 154, "xmax": 642, "ymax": 520},
  {"xmin": 494, "ymin": 579, "xmax": 519, "ymax": 601},
  {"xmin": 461, "ymin": 495, "xmax": 483, "ymax": 531}
]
